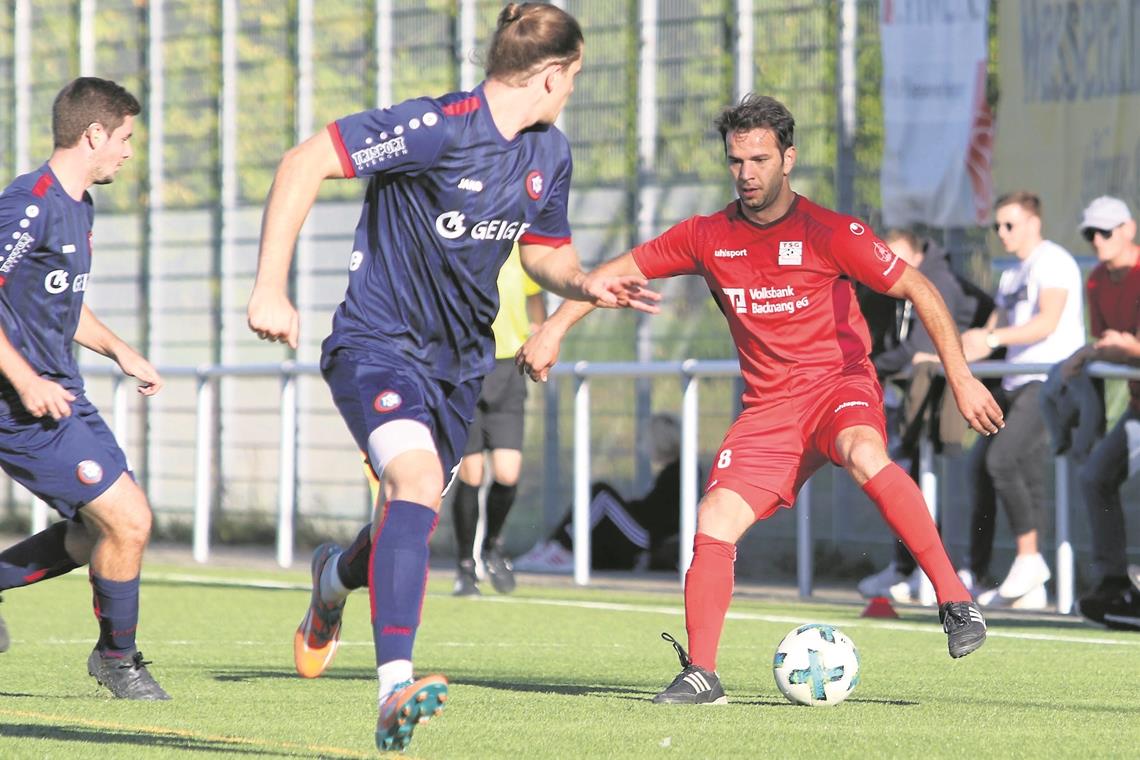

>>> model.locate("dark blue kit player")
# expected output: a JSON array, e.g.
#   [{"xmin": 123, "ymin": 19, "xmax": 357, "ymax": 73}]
[
  {"xmin": 247, "ymin": 3, "xmax": 657, "ymax": 752},
  {"xmin": 0, "ymin": 77, "xmax": 169, "ymax": 700}
]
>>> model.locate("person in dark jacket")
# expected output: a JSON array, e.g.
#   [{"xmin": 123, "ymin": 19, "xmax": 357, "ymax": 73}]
[
  {"xmin": 515, "ymin": 413, "xmax": 689, "ymax": 572},
  {"xmin": 857, "ymin": 230, "xmax": 993, "ymax": 601}
]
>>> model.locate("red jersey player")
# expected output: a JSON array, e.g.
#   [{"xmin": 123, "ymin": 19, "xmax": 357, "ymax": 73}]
[{"xmin": 517, "ymin": 94, "xmax": 1005, "ymax": 704}]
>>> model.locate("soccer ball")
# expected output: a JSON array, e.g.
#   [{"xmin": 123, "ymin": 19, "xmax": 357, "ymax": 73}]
[{"xmin": 772, "ymin": 623, "xmax": 861, "ymax": 706}]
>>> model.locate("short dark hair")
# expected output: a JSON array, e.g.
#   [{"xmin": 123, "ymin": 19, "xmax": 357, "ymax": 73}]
[
  {"xmin": 994, "ymin": 190, "xmax": 1041, "ymax": 218},
  {"xmin": 883, "ymin": 228, "xmax": 921, "ymax": 250},
  {"xmin": 484, "ymin": 3, "xmax": 583, "ymax": 84},
  {"xmin": 713, "ymin": 94, "xmax": 795, "ymax": 153},
  {"xmin": 52, "ymin": 77, "xmax": 141, "ymax": 149}
]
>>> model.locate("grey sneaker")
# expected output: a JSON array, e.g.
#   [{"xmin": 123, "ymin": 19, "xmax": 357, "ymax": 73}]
[
  {"xmin": 651, "ymin": 632, "xmax": 727, "ymax": 705},
  {"xmin": 88, "ymin": 648, "xmax": 171, "ymax": 700}
]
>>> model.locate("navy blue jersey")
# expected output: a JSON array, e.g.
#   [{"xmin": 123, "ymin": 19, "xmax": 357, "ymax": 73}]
[
  {"xmin": 0, "ymin": 165, "xmax": 93, "ymax": 415},
  {"xmin": 324, "ymin": 84, "xmax": 573, "ymax": 385}
]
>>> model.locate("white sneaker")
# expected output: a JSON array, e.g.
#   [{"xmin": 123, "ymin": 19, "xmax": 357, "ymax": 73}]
[
  {"xmin": 977, "ymin": 583, "xmax": 1048, "ymax": 610},
  {"xmin": 1128, "ymin": 564, "xmax": 1140, "ymax": 593},
  {"xmin": 513, "ymin": 541, "xmax": 574, "ymax": 573},
  {"xmin": 887, "ymin": 569, "xmax": 922, "ymax": 603},
  {"xmin": 957, "ymin": 569, "xmax": 977, "ymax": 596},
  {"xmin": 857, "ymin": 563, "xmax": 907, "ymax": 598},
  {"xmin": 997, "ymin": 553, "xmax": 1051, "ymax": 599}
]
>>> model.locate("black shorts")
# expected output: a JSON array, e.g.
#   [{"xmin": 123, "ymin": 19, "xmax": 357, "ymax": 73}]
[{"xmin": 464, "ymin": 358, "xmax": 527, "ymax": 455}]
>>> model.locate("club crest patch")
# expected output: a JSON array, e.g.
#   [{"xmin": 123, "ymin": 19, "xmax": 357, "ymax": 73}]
[
  {"xmin": 76, "ymin": 459, "xmax": 103, "ymax": 485},
  {"xmin": 525, "ymin": 170, "xmax": 544, "ymax": 200},
  {"xmin": 373, "ymin": 390, "xmax": 402, "ymax": 413}
]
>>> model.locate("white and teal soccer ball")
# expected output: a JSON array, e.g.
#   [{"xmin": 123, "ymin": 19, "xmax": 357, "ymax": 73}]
[{"xmin": 772, "ymin": 623, "xmax": 861, "ymax": 706}]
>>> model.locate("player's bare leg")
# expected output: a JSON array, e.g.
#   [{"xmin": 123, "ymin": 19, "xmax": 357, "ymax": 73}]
[{"xmin": 837, "ymin": 425, "xmax": 985, "ymax": 658}]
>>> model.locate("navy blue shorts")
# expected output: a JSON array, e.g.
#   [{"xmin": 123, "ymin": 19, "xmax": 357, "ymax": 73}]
[
  {"xmin": 321, "ymin": 347, "xmax": 482, "ymax": 482},
  {"xmin": 0, "ymin": 394, "xmax": 130, "ymax": 520}
]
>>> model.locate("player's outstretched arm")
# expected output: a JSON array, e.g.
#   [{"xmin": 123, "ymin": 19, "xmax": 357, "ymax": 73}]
[
  {"xmin": 75, "ymin": 305, "xmax": 163, "ymax": 396},
  {"xmin": 248, "ymin": 129, "xmax": 346, "ymax": 350},
  {"xmin": 519, "ymin": 244, "xmax": 660, "ymax": 313},
  {"xmin": 888, "ymin": 266, "xmax": 1004, "ymax": 436},
  {"xmin": 516, "ymin": 251, "xmax": 658, "ymax": 382}
]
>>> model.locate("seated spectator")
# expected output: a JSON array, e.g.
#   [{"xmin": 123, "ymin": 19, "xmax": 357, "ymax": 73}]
[
  {"xmin": 1059, "ymin": 196, "xmax": 1140, "ymax": 630},
  {"xmin": 857, "ymin": 229, "xmax": 993, "ymax": 601},
  {"xmin": 515, "ymin": 413, "xmax": 687, "ymax": 573},
  {"xmin": 959, "ymin": 191, "xmax": 1086, "ymax": 609}
]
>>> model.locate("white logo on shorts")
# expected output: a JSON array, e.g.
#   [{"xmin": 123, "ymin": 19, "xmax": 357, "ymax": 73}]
[
  {"xmin": 373, "ymin": 390, "xmax": 402, "ymax": 413},
  {"xmin": 76, "ymin": 460, "xmax": 103, "ymax": 485}
]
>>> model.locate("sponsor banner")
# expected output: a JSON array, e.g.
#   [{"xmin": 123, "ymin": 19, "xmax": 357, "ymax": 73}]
[
  {"xmin": 880, "ymin": 0, "xmax": 993, "ymax": 227},
  {"xmin": 995, "ymin": 0, "xmax": 1140, "ymax": 252}
]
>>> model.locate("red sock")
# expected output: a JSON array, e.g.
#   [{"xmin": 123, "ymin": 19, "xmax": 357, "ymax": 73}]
[
  {"xmin": 684, "ymin": 533, "xmax": 736, "ymax": 671},
  {"xmin": 862, "ymin": 463, "xmax": 969, "ymax": 604}
]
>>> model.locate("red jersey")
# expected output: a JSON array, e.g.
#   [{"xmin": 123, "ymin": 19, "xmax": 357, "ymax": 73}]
[
  {"xmin": 632, "ymin": 195, "xmax": 907, "ymax": 406},
  {"xmin": 1086, "ymin": 258, "xmax": 1140, "ymax": 409}
]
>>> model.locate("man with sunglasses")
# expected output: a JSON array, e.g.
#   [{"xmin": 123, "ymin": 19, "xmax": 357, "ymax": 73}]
[
  {"xmin": 960, "ymin": 191, "xmax": 1085, "ymax": 609},
  {"xmin": 1061, "ymin": 196, "xmax": 1140, "ymax": 631}
]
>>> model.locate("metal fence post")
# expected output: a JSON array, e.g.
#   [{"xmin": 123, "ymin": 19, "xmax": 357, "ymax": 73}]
[
  {"xmin": 1055, "ymin": 456, "xmax": 1073, "ymax": 614},
  {"xmin": 277, "ymin": 366, "xmax": 298, "ymax": 568},
  {"xmin": 918, "ymin": 435, "xmax": 938, "ymax": 606},
  {"xmin": 679, "ymin": 362, "xmax": 700, "ymax": 580},
  {"xmin": 572, "ymin": 363, "xmax": 591, "ymax": 586},
  {"xmin": 796, "ymin": 479, "xmax": 812, "ymax": 597},
  {"xmin": 192, "ymin": 371, "xmax": 214, "ymax": 563}
]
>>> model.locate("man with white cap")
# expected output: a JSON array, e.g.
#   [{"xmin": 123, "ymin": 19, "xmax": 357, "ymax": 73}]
[{"xmin": 1062, "ymin": 195, "xmax": 1140, "ymax": 631}]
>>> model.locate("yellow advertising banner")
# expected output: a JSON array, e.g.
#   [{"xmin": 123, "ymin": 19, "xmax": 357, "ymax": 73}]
[{"xmin": 995, "ymin": 0, "xmax": 1140, "ymax": 252}]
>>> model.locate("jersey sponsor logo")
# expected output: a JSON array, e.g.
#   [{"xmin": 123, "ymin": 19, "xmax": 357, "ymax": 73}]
[
  {"xmin": 722, "ymin": 288, "xmax": 748, "ymax": 314},
  {"xmin": 458, "ymin": 177, "xmax": 484, "ymax": 192},
  {"xmin": 833, "ymin": 400, "xmax": 870, "ymax": 414},
  {"xmin": 374, "ymin": 390, "xmax": 402, "ymax": 413},
  {"xmin": 0, "ymin": 232, "xmax": 35, "ymax": 276},
  {"xmin": 778, "ymin": 241, "xmax": 803, "ymax": 266},
  {"xmin": 525, "ymin": 170, "xmax": 544, "ymax": 200},
  {"xmin": 723, "ymin": 285, "xmax": 810, "ymax": 316},
  {"xmin": 44, "ymin": 270, "xmax": 88, "ymax": 295},
  {"xmin": 714, "ymin": 248, "xmax": 748, "ymax": 259},
  {"xmin": 434, "ymin": 211, "xmax": 532, "ymax": 242},
  {"xmin": 849, "ymin": 222, "xmax": 865, "ymax": 236},
  {"xmin": 350, "ymin": 135, "xmax": 408, "ymax": 170},
  {"xmin": 76, "ymin": 459, "xmax": 104, "ymax": 485},
  {"xmin": 872, "ymin": 240, "xmax": 893, "ymax": 264}
]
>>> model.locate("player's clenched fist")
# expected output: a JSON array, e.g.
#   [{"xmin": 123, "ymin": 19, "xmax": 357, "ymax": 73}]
[{"xmin": 247, "ymin": 289, "xmax": 300, "ymax": 349}]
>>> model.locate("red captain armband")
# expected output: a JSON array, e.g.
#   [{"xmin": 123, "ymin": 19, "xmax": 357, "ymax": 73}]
[{"xmin": 519, "ymin": 232, "xmax": 571, "ymax": 248}]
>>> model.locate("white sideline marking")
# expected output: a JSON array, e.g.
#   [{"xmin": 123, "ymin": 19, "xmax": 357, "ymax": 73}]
[{"xmin": 129, "ymin": 572, "xmax": 1140, "ymax": 649}]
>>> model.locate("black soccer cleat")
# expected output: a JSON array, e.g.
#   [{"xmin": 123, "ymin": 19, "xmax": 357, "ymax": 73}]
[
  {"xmin": 452, "ymin": 561, "xmax": 481, "ymax": 597},
  {"xmin": 940, "ymin": 601, "xmax": 987, "ymax": 658},
  {"xmin": 88, "ymin": 648, "xmax": 171, "ymax": 700},
  {"xmin": 651, "ymin": 632, "xmax": 727, "ymax": 705},
  {"xmin": 483, "ymin": 545, "xmax": 516, "ymax": 595},
  {"xmin": 0, "ymin": 594, "xmax": 9, "ymax": 654},
  {"xmin": 1079, "ymin": 577, "xmax": 1140, "ymax": 632}
]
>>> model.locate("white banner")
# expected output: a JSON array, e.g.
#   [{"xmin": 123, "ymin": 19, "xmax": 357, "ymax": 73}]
[{"xmin": 880, "ymin": 1, "xmax": 993, "ymax": 228}]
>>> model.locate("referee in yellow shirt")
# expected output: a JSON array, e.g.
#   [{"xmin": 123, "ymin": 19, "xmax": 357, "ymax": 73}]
[{"xmin": 451, "ymin": 244, "xmax": 546, "ymax": 595}]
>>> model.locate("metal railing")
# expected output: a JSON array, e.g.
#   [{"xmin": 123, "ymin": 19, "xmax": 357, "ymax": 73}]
[{"xmin": 34, "ymin": 358, "xmax": 1138, "ymax": 616}]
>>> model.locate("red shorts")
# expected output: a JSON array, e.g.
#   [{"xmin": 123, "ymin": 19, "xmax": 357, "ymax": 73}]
[{"xmin": 704, "ymin": 371, "xmax": 886, "ymax": 520}]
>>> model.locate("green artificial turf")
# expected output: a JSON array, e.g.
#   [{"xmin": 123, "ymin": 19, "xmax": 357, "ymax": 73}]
[{"xmin": 0, "ymin": 564, "xmax": 1137, "ymax": 759}]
